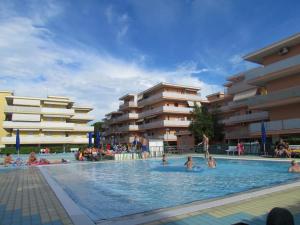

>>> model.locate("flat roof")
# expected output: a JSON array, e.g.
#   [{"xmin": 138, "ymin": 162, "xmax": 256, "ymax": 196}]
[
  {"xmin": 6, "ymin": 95, "xmax": 73, "ymax": 103},
  {"xmin": 105, "ymin": 111, "xmax": 123, "ymax": 116},
  {"xmin": 243, "ymin": 33, "xmax": 300, "ymax": 64},
  {"xmin": 73, "ymin": 106, "xmax": 93, "ymax": 111},
  {"xmin": 0, "ymin": 90, "xmax": 13, "ymax": 94},
  {"xmin": 226, "ymin": 73, "xmax": 245, "ymax": 82},
  {"xmin": 119, "ymin": 93, "xmax": 135, "ymax": 101},
  {"xmin": 206, "ymin": 92, "xmax": 224, "ymax": 98},
  {"xmin": 139, "ymin": 82, "xmax": 200, "ymax": 95}
]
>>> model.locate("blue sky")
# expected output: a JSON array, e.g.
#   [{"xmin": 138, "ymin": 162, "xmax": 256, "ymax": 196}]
[{"xmin": 0, "ymin": 0, "xmax": 299, "ymax": 118}]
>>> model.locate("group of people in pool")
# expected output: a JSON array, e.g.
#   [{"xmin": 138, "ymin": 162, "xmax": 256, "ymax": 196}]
[{"xmin": 162, "ymin": 154, "xmax": 216, "ymax": 169}]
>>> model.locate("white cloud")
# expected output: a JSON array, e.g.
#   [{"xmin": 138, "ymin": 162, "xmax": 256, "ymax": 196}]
[{"xmin": 0, "ymin": 15, "xmax": 222, "ymax": 121}]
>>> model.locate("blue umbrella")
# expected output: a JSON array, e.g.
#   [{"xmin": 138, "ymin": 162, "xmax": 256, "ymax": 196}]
[
  {"xmin": 261, "ymin": 121, "xmax": 267, "ymax": 155},
  {"xmin": 88, "ymin": 132, "xmax": 93, "ymax": 147},
  {"xmin": 16, "ymin": 129, "xmax": 20, "ymax": 156},
  {"xmin": 95, "ymin": 131, "xmax": 100, "ymax": 148}
]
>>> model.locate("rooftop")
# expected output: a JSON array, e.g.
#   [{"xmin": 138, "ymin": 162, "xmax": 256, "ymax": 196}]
[
  {"xmin": 243, "ymin": 33, "xmax": 300, "ymax": 64},
  {"xmin": 139, "ymin": 82, "xmax": 201, "ymax": 95}
]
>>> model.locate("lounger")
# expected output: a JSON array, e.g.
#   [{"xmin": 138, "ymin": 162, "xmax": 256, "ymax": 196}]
[{"xmin": 225, "ymin": 146, "xmax": 237, "ymax": 155}]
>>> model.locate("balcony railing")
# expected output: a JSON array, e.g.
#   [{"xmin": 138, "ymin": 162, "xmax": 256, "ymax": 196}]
[
  {"xmin": 246, "ymin": 54, "xmax": 300, "ymax": 83},
  {"xmin": 227, "ymin": 82, "xmax": 255, "ymax": 95},
  {"xmin": 138, "ymin": 92, "xmax": 202, "ymax": 106},
  {"xmin": 1, "ymin": 136, "xmax": 89, "ymax": 144},
  {"xmin": 117, "ymin": 125, "xmax": 139, "ymax": 132},
  {"xmin": 119, "ymin": 101, "xmax": 137, "ymax": 110},
  {"xmin": 41, "ymin": 107, "xmax": 75, "ymax": 115},
  {"xmin": 73, "ymin": 125, "xmax": 94, "ymax": 132},
  {"xmin": 249, "ymin": 118, "xmax": 300, "ymax": 134},
  {"xmin": 139, "ymin": 120, "xmax": 190, "ymax": 130},
  {"xmin": 140, "ymin": 106, "xmax": 192, "ymax": 118},
  {"xmin": 70, "ymin": 113, "xmax": 94, "ymax": 121},
  {"xmin": 4, "ymin": 105, "xmax": 41, "ymax": 114},
  {"xmin": 223, "ymin": 111, "xmax": 269, "ymax": 125},
  {"xmin": 247, "ymin": 86, "xmax": 300, "ymax": 108},
  {"xmin": 111, "ymin": 113, "xmax": 139, "ymax": 124}
]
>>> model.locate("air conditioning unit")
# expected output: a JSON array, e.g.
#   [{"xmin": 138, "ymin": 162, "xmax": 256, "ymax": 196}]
[{"xmin": 278, "ymin": 47, "xmax": 289, "ymax": 56}]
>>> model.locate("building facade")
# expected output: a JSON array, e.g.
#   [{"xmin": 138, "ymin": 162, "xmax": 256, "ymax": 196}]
[
  {"xmin": 104, "ymin": 83, "xmax": 202, "ymax": 144},
  {"xmin": 207, "ymin": 33, "xmax": 300, "ymax": 144},
  {"xmin": 0, "ymin": 93, "xmax": 94, "ymax": 148}
]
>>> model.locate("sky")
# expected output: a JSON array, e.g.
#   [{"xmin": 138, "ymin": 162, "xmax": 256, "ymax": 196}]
[{"xmin": 0, "ymin": 0, "xmax": 300, "ymax": 120}]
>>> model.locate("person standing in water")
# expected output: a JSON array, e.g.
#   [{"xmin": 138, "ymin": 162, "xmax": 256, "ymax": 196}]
[
  {"xmin": 184, "ymin": 156, "xmax": 193, "ymax": 169},
  {"xmin": 199, "ymin": 134, "xmax": 209, "ymax": 158},
  {"xmin": 162, "ymin": 154, "xmax": 168, "ymax": 165}
]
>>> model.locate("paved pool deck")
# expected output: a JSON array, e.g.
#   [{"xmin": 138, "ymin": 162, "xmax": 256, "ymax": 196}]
[
  {"xmin": 0, "ymin": 155, "xmax": 299, "ymax": 225},
  {"xmin": 0, "ymin": 167, "xmax": 73, "ymax": 225}
]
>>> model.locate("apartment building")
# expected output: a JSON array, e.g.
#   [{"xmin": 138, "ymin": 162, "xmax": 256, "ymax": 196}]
[
  {"xmin": 0, "ymin": 92, "xmax": 94, "ymax": 148},
  {"xmin": 104, "ymin": 83, "xmax": 202, "ymax": 144},
  {"xmin": 208, "ymin": 33, "xmax": 300, "ymax": 143}
]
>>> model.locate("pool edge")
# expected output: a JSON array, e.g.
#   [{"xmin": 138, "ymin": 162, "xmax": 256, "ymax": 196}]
[{"xmin": 39, "ymin": 166, "xmax": 95, "ymax": 225}]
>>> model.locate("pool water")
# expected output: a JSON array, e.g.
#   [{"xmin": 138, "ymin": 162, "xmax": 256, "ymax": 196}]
[{"xmin": 44, "ymin": 157, "xmax": 300, "ymax": 221}]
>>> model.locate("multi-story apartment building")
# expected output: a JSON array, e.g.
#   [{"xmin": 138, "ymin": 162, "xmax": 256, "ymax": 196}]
[
  {"xmin": 0, "ymin": 92, "xmax": 94, "ymax": 148},
  {"xmin": 104, "ymin": 83, "xmax": 202, "ymax": 144},
  {"xmin": 207, "ymin": 33, "xmax": 300, "ymax": 143}
]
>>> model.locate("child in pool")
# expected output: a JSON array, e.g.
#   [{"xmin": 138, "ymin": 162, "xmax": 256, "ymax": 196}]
[{"xmin": 184, "ymin": 156, "xmax": 193, "ymax": 169}]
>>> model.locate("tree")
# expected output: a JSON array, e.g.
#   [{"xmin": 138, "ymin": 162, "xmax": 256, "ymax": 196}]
[
  {"xmin": 92, "ymin": 121, "xmax": 104, "ymax": 133},
  {"xmin": 189, "ymin": 105, "xmax": 214, "ymax": 143},
  {"xmin": 211, "ymin": 110, "xmax": 225, "ymax": 142}
]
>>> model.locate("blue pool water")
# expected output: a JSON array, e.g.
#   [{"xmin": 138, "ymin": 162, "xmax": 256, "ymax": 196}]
[{"xmin": 44, "ymin": 157, "xmax": 300, "ymax": 221}]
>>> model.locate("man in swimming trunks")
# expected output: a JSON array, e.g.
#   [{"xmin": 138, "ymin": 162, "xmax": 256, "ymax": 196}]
[
  {"xmin": 184, "ymin": 156, "xmax": 193, "ymax": 169},
  {"xmin": 207, "ymin": 156, "xmax": 216, "ymax": 168},
  {"xmin": 288, "ymin": 160, "xmax": 300, "ymax": 173},
  {"xmin": 28, "ymin": 152, "xmax": 38, "ymax": 165},
  {"xmin": 199, "ymin": 134, "xmax": 209, "ymax": 159}
]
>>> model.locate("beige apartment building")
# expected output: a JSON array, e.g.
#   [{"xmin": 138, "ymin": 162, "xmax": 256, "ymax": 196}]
[
  {"xmin": 207, "ymin": 33, "xmax": 300, "ymax": 143},
  {"xmin": 104, "ymin": 83, "xmax": 202, "ymax": 144},
  {"xmin": 0, "ymin": 92, "xmax": 94, "ymax": 148}
]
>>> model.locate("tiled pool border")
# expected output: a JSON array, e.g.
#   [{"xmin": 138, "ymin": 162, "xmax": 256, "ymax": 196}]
[{"xmin": 39, "ymin": 156, "xmax": 300, "ymax": 225}]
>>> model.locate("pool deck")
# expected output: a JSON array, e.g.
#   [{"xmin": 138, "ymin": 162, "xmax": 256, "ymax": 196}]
[{"xmin": 0, "ymin": 154, "xmax": 300, "ymax": 225}]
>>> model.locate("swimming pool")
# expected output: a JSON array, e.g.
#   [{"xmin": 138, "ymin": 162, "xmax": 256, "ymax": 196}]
[{"xmin": 44, "ymin": 157, "xmax": 300, "ymax": 222}]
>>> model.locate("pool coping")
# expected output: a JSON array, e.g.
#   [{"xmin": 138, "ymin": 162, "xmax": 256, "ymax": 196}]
[
  {"xmin": 39, "ymin": 156, "xmax": 300, "ymax": 225},
  {"xmin": 39, "ymin": 166, "xmax": 95, "ymax": 225}
]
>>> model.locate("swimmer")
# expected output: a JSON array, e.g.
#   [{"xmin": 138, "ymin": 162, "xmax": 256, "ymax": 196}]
[
  {"xmin": 162, "ymin": 154, "xmax": 168, "ymax": 165},
  {"xmin": 184, "ymin": 156, "xmax": 193, "ymax": 169},
  {"xmin": 288, "ymin": 160, "xmax": 300, "ymax": 173},
  {"xmin": 4, "ymin": 153, "xmax": 13, "ymax": 166},
  {"xmin": 207, "ymin": 156, "xmax": 216, "ymax": 168}
]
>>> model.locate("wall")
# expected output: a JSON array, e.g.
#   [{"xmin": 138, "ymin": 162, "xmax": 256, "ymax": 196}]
[
  {"xmin": 0, "ymin": 92, "xmax": 12, "ymax": 147},
  {"xmin": 269, "ymin": 103, "xmax": 300, "ymax": 120}
]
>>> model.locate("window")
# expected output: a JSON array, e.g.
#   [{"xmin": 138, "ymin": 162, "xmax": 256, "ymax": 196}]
[{"xmin": 174, "ymin": 103, "xmax": 178, "ymax": 107}]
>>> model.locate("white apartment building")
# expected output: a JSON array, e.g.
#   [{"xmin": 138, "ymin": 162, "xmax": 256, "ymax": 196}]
[{"xmin": 0, "ymin": 92, "xmax": 94, "ymax": 148}]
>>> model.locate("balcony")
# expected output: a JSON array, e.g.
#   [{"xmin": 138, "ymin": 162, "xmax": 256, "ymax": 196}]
[
  {"xmin": 138, "ymin": 92, "xmax": 202, "ymax": 106},
  {"xmin": 247, "ymin": 86, "xmax": 300, "ymax": 109},
  {"xmin": 249, "ymin": 118, "xmax": 300, "ymax": 135},
  {"xmin": 1, "ymin": 136, "xmax": 89, "ymax": 144},
  {"xmin": 225, "ymin": 127, "xmax": 249, "ymax": 139},
  {"xmin": 3, "ymin": 121, "xmax": 74, "ymax": 130},
  {"xmin": 117, "ymin": 125, "xmax": 139, "ymax": 132},
  {"xmin": 70, "ymin": 113, "xmax": 95, "ymax": 121},
  {"xmin": 111, "ymin": 113, "xmax": 139, "ymax": 124},
  {"xmin": 139, "ymin": 120, "xmax": 190, "ymax": 130},
  {"xmin": 246, "ymin": 54, "xmax": 300, "ymax": 85},
  {"xmin": 4, "ymin": 105, "xmax": 41, "ymax": 114},
  {"xmin": 119, "ymin": 101, "xmax": 137, "ymax": 110},
  {"xmin": 41, "ymin": 107, "xmax": 75, "ymax": 116},
  {"xmin": 223, "ymin": 111, "xmax": 269, "ymax": 125},
  {"xmin": 227, "ymin": 82, "xmax": 255, "ymax": 95},
  {"xmin": 73, "ymin": 125, "xmax": 94, "ymax": 132},
  {"xmin": 140, "ymin": 106, "xmax": 192, "ymax": 118}
]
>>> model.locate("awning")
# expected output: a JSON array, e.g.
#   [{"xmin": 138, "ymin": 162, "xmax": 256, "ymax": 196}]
[{"xmin": 233, "ymin": 88, "xmax": 257, "ymax": 101}]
